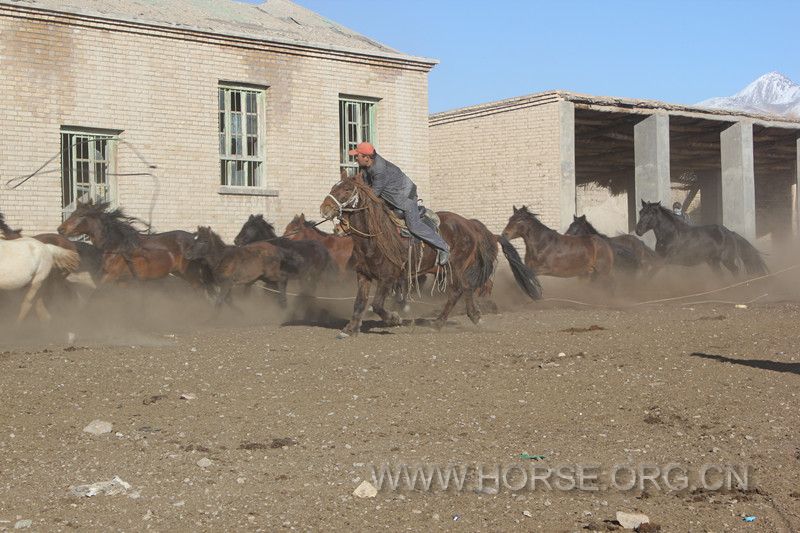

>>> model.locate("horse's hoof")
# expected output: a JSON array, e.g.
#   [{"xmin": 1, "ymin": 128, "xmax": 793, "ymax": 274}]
[
  {"xmin": 431, "ymin": 320, "xmax": 445, "ymax": 331},
  {"xmin": 336, "ymin": 331, "xmax": 350, "ymax": 340},
  {"xmin": 402, "ymin": 304, "xmax": 411, "ymax": 313},
  {"xmin": 387, "ymin": 312, "xmax": 402, "ymax": 327}
]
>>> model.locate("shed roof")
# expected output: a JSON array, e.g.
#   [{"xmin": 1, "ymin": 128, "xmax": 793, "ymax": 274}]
[
  {"xmin": 2, "ymin": 0, "xmax": 437, "ymax": 66},
  {"xmin": 430, "ymin": 90, "xmax": 800, "ymax": 130}
]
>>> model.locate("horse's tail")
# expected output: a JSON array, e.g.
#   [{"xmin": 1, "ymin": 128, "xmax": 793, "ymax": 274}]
[
  {"xmin": 467, "ymin": 229, "xmax": 498, "ymax": 295},
  {"xmin": 498, "ymin": 236, "xmax": 542, "ymax": 300},
  {"xmin": 46, "ymin": 244, "xmax": 80, "ymax": 273},
  {"xmin": 731, "ymin": 233, "xmax": 768, "ymax": 275}
]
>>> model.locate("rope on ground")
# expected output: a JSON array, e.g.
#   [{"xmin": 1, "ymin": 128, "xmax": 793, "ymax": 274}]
[
  {"xmin": 255, "ymin": 262, "xmax": 800, "ymax": 308},
  {"xmin": 539, "ymin": 264, "xmax": 800, "ymax": 308}
]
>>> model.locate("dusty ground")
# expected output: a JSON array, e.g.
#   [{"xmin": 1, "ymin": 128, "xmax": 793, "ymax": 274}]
[{"xmin": 0, "ymin": 259, "xmax": 799, "ymax": 532}]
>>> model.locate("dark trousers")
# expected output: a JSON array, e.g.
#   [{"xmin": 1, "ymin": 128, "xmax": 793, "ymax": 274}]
[{"xmin": 395, "ymin": 198, "xmax": 449, "ymax": 253}]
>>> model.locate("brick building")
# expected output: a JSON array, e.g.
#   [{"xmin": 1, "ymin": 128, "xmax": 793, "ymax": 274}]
[
  {"xmin": 430, "ymin": 91, "xmax": 800, "ymax": 241},
  {"xmin": 0, "ymin": 0, "xmax": 436, "ymax": 238}
]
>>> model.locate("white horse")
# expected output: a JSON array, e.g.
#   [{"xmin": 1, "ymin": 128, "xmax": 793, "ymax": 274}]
[{"xmin": 0, "ymin": 237, "xmax": 80, "ymax": 322}]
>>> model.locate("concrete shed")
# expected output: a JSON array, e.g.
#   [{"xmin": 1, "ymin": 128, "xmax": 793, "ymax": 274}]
[{"xmin": 429, "ymin": 91, "xmax": 800, "ymax": 241}]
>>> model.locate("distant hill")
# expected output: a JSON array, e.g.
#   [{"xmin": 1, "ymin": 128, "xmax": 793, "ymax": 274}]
[{"xmin": 696, "ymin": 71, "xmax": 800, "ymax": 119}]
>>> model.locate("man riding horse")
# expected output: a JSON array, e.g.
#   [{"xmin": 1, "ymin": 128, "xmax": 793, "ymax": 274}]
[{"xmin": 349, "ymin": 142, "xmax": 450, "ymax": 265}]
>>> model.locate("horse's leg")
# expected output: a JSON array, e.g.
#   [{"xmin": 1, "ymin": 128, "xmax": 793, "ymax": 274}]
[
  {"xmin": 338, "ymin": 272, "xmax": 371, "ymax": 339},
  {"xmin": 17, "ymin": 281, "xmax": 43, "ymax": 323},
  {"xmin": 34, "ymin": 295, "xmax": 51, "ymax": 322},
  {"xmin": 432, "ymin": 287, "xmax": 464, "ymax": 331},
  {"xmin": 371, "ymin": 280, "xmax": 402, "ymax": 327},
  {"xmin": 464, "ymin": 289, "xmax": 482, "ymax": 325}
]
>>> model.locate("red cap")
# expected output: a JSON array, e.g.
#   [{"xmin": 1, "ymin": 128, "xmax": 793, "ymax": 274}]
[{"xmin": 348, "ymin": 142, "xmax": 375, "ymax": 156}]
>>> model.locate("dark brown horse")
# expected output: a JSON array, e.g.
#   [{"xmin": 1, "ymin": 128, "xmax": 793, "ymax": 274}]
[
  {"xmin": 635, "ymin": 200, "xmax": 767, "ymax": 277},
  {"xmin": 57, "ymin": 202, "xmax": 211, "ymax": 288},
  {"xmin": 502, "ymin": 206, "xmax": 615, "ymax": 284},
  {"xmin": 319, "ymin": 174, "xmax": 541, "ymax": 338},
  {"xmin": 234, "ymin": 214, "xmax": 335, "ymax": 302},
  {"xmin": 565, "ymin": 214, "xmax": 659, "ymax": 277},
  {"xmin": 283, "ymin": 213, "xmax": 354, "ymax": 274},
  {"xmin": 185, "ymin": 226, "xmax": 292, "ymax": 309}
]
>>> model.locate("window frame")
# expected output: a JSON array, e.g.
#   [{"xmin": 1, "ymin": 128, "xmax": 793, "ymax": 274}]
[
  {"xmin": 339, "ymin": 95, "xmax": 379, "ymax": 176},
  {"xmin": 218, "ymin": 83, "xmax": 266, "ymax": 188},
  {"xmin": 60, "ymin": 127, "xmax": 119, "ymax": 220}
]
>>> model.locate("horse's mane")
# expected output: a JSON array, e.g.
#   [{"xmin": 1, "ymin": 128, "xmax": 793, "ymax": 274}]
[
  {"xmin": 299, "ymin": 217, "xmax": 330, "ymax": 235},
  {"xmin": 347, "ymin": 175, "xmax": 408, "ymax": 267},
  {"xmin": 513, "ymin": 205, "xmax": 551, "ymax": 231},
  {"xmin": 73, "ymin": 201, "xmax": 146, "ymax": 250},
  {"xmin": 650, "ymin": 203, "xmax": 689, "ymax": 227},
  {"xmin": 249, "ymin": 214, "xmax": 278, "ymax": 238},
  {"xmin": 576, "ymin": 216, "xmax": 606, "ymax": 237}
]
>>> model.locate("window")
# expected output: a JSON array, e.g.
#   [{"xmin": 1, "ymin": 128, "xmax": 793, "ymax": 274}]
[
  {"xmin": 339, "ymin": 96, "xmax": 377, "ymax": 175},
  {"xmin": 219, "ymin": 85, "xmax": 264, "ymax": 187},
  {"xmin": 60, "ymin": 129, "xmax": 118, "ymax": 219}
]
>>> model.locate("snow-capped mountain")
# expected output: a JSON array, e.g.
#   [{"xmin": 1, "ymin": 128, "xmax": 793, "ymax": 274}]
[{"xmin": 697, "ymin": 72, "xmax": 800, "ymax": 118}]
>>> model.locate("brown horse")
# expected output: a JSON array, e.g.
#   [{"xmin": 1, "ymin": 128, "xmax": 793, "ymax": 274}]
[
  {"xmin": 565, "ymin": 214, "xmax": 660, "ymax": 277},
  {"xmin": 57, "ymin": 202, "xmax": 211, "ymax": 289},
  {"xmin": 502, "ymin": 206, "xmax": 615, "ymax": 285},
  {"xmin": 186, "ymin": 226, "xmax": 292, "ymax": 309},
  {"xmin": 283, "ymin": 213, "xmax": 354, "ymax": 274},
  {"xmin": 319, "ymin": 174, "xmax": 541, "ymax": 338}
]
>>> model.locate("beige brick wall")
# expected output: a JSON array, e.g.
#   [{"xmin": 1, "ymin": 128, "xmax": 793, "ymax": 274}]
[
  {"xmin": 0, "ymin": 9, "xmax": 431, "ymax": 240},
  {"xmin": 429, "ymin": 102, "xmax": 562, "ymax": 235}
]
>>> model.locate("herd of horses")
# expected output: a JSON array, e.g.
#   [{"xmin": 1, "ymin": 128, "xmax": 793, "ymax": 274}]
[{"xmin": 0, "ymin": 172, "xmax": 768, "ymax": 338}]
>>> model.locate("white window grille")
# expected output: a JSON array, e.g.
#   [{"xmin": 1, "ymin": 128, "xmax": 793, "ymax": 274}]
[
  {"xmin": 219, "ymin": 85, "xmax": 264, "ymax": 187},
  {"xmin": 339, "ymin": 96, "xmax": 377, "ymax": 176},
  {"xmin": 60, "ymin": 129, "xmax": 117, "ymax": 220}
]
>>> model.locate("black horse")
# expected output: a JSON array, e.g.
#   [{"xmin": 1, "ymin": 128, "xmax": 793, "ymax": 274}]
[
  {"xmin": 235, "ymin": 214, "xmax": 335, "ymax": 300},
  {"xmin": 635, "ymin": 200, "xmax": 767, "ymax": 277},
  {"xmin": 566, "ymin": 214, "xmax": 659, "ymax": 276}
]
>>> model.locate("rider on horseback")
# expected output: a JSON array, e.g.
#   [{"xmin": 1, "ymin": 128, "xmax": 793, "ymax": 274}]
[{"xmin": 349, "ymin": 142, "xmax": 450, "ymax": 265}]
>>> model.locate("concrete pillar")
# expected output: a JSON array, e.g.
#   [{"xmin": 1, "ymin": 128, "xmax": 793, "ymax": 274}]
[
  {"xmin": 559, "ymin": 101, "xmax": 576, "ymax": 231},
  {"xmin": 634, "ymin": 113, "xmax": 671, "ymax": 208},
  {"xmin": 700, "ymin": 170, "xmax": 722, "ymax": 225},
  {"xmin": 720, "ymin": 122, "xmax": 756, "ymax": 241},
  {"xmin": 795, "ymin": 138, "xmax": 800, "ymax": 236}
]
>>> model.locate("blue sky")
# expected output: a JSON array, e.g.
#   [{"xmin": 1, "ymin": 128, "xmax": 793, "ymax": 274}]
[{"xmin": 243, "ymin": 0, "xmax": 798, "ymax": 113}]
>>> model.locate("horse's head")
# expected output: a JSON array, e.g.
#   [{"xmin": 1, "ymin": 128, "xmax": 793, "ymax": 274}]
[
  {"xmin": 320, "ymin": 176, "xmax": 361, "ymax": 221},
  {"xmin": 58, "ymin": 201, "xmax": 107, "ymax": 238},
  {"xmin": 501, "ymin": 205, "xmax": 536, "ymax": 240},
  {"xmin": 635, "ymin": 200, "xmax": 662, "ymax": 236},
  {"xmin": 564, "ymin": 214, "xmax": 588, "ymax": 236},
  {"xmin": 283, "ymin": 213, "xmax": 306, "ymax": 237},
  {"xmin": 186, "ymin": 226, "xmax": 216, "ymax": 261},
  {"xmin": 234, "ymin": 214, "xmax": 273, "ymax": 246}
]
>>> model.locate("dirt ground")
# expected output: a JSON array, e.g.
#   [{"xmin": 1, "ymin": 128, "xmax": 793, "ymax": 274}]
[{"xmin": 0, "ymin": 256, "xmax": 799, "ymax": 532}]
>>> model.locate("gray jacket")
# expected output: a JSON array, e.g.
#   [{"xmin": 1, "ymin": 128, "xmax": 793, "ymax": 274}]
[{"xmin": 363, "ymin": 153, "xmax": 417, "ymax": 209}]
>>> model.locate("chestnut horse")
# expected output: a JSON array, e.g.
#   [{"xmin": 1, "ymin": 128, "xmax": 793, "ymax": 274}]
[
  {"xmin": 57, "ymin": 202, "xmax": 211, "ymax": 288},
  {"xmin": 320, "ymin": 173, "xmax": 541, "ymax": 338},
  {"xmin": 283, "ymin": 213, "xmax": 354, "ymax": 274},
  {"xmin": 502, "ymin": 206, "xmax": 615, "ymax": 285}
]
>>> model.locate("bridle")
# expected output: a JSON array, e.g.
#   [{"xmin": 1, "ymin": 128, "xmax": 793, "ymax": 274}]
[
  {"xmin": 325, "ymin": 181, "xmax": 362, "ymax": 219},
  {"xmin": 324, "ymin": 181, "xmax": 379, "ymax": 238}
]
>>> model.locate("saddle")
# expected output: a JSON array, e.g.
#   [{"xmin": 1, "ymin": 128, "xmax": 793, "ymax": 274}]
[{"xmin": 389, "ymin": 206, "xmax": 441, "ymax": 240}]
